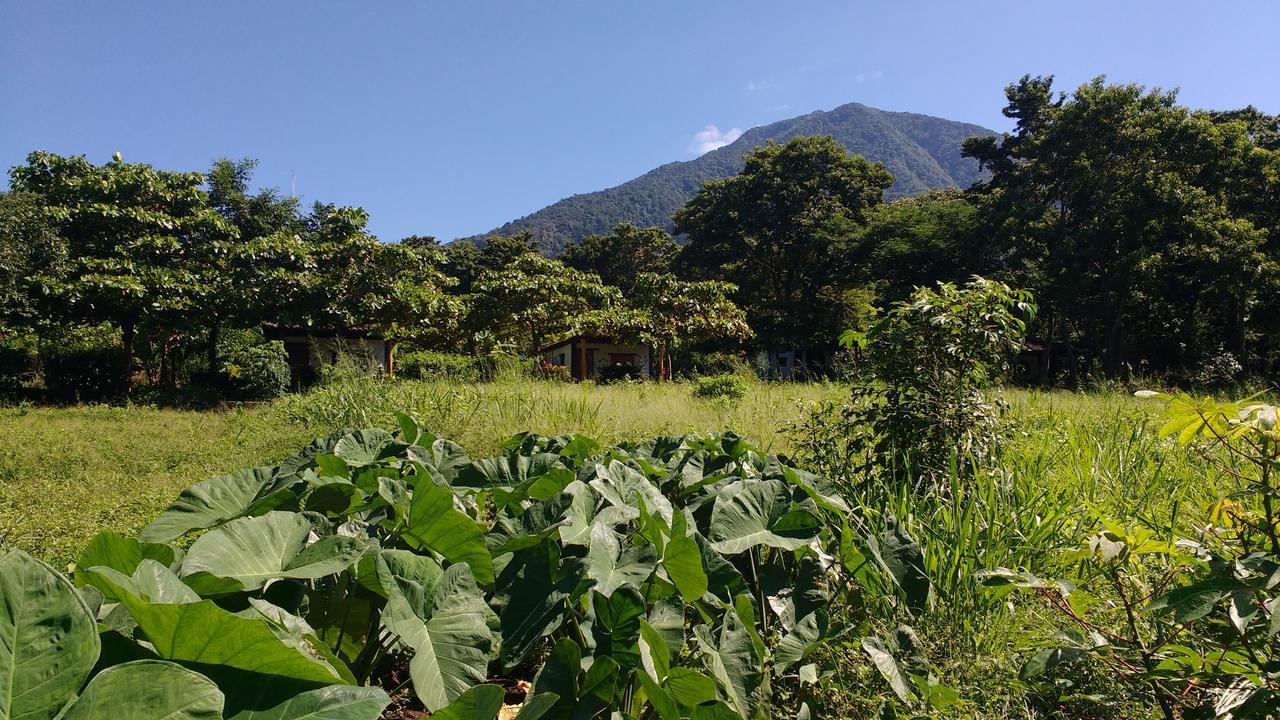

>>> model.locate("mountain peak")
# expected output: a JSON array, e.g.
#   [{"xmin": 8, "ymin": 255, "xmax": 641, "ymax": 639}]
[{"xmin": 462, "ymin": 102, "xmax": 997, "ymax": 255}]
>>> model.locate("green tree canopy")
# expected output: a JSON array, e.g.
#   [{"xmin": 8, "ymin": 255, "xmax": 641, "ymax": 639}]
[
  {"xmin": 9, "ymin": 151, "xmax": 236, "ymax": 393},
  {"xmin": 560, "ymin": 223, "xmax": 680, "ymax": 292},
  {"xmin": 674, "ymin": 135, "xmax": 894, "ymax": 349}
]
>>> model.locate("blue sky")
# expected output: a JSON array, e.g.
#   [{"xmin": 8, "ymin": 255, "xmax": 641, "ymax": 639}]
[{"xmin": 2, "ymin": 1, "xmax": 1278, "ymax": 241}]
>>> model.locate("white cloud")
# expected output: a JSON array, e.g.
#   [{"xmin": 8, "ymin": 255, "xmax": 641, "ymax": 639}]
[
  {"xmin": 856, "ymin": 69, "xmax": 884, "ymax": 84},
  {"xmin": 689, "ymin": 125, "xmax": 743, "ymax": 155}
]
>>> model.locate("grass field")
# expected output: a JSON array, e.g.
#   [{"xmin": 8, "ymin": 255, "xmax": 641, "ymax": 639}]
[{"xmin": 0, "ymin": 377, "xmax": 1244, "ymax": 718}]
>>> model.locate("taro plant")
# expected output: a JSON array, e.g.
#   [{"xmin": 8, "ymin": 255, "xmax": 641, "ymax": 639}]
[
  {"xmin": 977, "ymin": 392, "xmax": 1280, "ymax": 719},
  {"xmin": 3, "ymin": 418, "xmax": 867, "ymax": 719}
]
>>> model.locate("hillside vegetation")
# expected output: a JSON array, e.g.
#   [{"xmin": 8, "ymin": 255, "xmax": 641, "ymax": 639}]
[{"xmin": 465, "ymin": 102, "xmax": 995, "ymax": 254}]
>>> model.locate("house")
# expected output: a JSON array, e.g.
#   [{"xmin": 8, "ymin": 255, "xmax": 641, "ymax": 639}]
[
  {"xmin": 762, "ymin": 347, "xmax": 837, "ymax": 379},
  {"xmin": 263, "ymin": 325, "xmax": 397, "ymax": 387},
  {"xmin": 539, "ymin": 334, "xmax": 651, "ymax": 380}
]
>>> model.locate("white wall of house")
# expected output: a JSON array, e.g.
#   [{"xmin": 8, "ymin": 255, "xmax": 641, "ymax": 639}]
[{"xmin": 541, "ymin": 341, "xmax": 651, "ymax": 379}]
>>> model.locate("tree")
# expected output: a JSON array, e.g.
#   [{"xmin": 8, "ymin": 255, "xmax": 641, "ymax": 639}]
[
  {"xmin": 442, "ymin": 231, "xmax": 537, "ymax": 293},
  {"xmin": 619, "ymin": 272, "xmax": 752, "ymax": 380},
  {"xmin": 848, "ymin": 189, "xmax": 983, "ymax": 304},
  {"xmin": 469, "ymin": 255, "xmax": 619, "ymax": 356},
  {"xmin": 964, "ymin": 76, "xmax": 1274, "ymax": 377},
  {"xmin": 9, "ymin": 151, "xmax": 235, "ymax": 394},
  {"xmin": 196, "ymin": 158, "xmax": 305, "ymax": 371},
  {"xmin": 560, "ymin": 223, "xmax": 679, "ymax": 292},
  {"xmin": 0, "ymin": 191, "xmax": 68, "ymax": 335},
  {"xmin": 674, "ymin": 135, "xmax": 894, "ymax": 350}
]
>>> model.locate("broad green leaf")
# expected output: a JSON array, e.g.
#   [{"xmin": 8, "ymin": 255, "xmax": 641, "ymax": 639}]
[
  {"xmin": 590, "ymin": 587, "xmax": 646, "ymax": 669},
  {"xmin": 382, "ymin": 564, "xmax": 497, "ymax": 712},
  {"xmin": 861, "ymin": 636, "xmax": 913, "ymax": 702},
  {"xmin": 332, "ymin": 429, "xmax": 399, "ymax": 467},
  {"xmin": 181, "ymin": 511, "xmax": 367, "ymax": 591},
  {"xmin": 513, "ymin": 693, "xmax": 559, "ymax": 720},
  {"xmin": 73, "ymin": 531, "xmax": 177, "ymax": 585},
  {"xmin": 224, "ymin": 684, "xmax": 389, "ymax": 720},
  {"xmin": 662, "ymin": 533, "xmax": 708, "ymax": 603},
  {"xmin": 429, "ymin": 684, "xmax": 504, "ymax": 720},
  {"xmin": 690, "ymin": 701, "xmax": 745, "ymax": 720},
  {"xmin": 140, "ymin": 466, "xmax": 293, "ymax": 542},
  {"xmin": 403, "ymin": 481, "xmax": 494, "ymax": 586},
  {"xmin": 664, "ymin": 668, "xmax": 716, "ymax": 709},
  {"xmin": 639, "ymin": 619, "xmax": 671, "ymax": 682},
  {"xmin": 118, "ymin": 594, "xmax": 348, "ymax": 684},
  {"xmin": 530, "ymin": 639, "xmax": 581, "ymax": 720},
  {"xmin": 0, "ymin": 550, "xmax": 99, "ymax": 720},
  {"xmin": 866, "ymin": 516, "xmax": 931, "ymax": 616},
  {"xmin": 1019, "ymin": 647, "xmax": 1084, "ymax": 680},
  {"xmin": 774, "ymin": 611, "xmax": 827, "ymax": 674},
  {"xmin": 585, "ymin": 523, "xmax": 658, "ymax": 596},
  {"xmin": 492, "ymin": 544, "xmax": 584, "ymax": 669},
  {"xmin": 637, "ymin": 671, "xmax": 681, "ymax": 720},
  {"xmin": 694, "ymin": 608, "xmax": 763, "ymax": 720},
  {"xmin": 1148, "ymin": 582, "xmax": 1229, "ymax": 624},
  {"xmin": 59, "ymin": 660, "xmax": 223, "ymax": 720},
  {"xmin": 81, "ymin": 560, "xmax": 199, "ymax": 604},
  {"xmin": 588, "ymin": 460, "xmax": 674, "ymax": 524},
  {"xmin": 557, "ymin": 481, "xmax": 599, "ymax": 546},
  {"xmin": 708, "ymin": 479, "xmax": 819, "ymax": 554}
]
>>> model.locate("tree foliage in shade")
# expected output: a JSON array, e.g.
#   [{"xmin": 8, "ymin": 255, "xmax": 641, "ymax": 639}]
[
  {"xmin": 8, "ymin": 151, "xmax": 237, "ymax": 393},
  {"xmin": 963, "ymin": 75, "xmax": 1277, "ymax": 377},
  {"xmin": 561, "ymin": 223, "xmax": 680, "ymax": 292},
  {"xmin": 675, "ymin": 135, "xmax": 894, "ymax": 350},
  {"xmin": 469, "ymin": 254, "xmax": 620, "ymax": 356},
  {"xmin": 0, "ymin": 191, "xmax": 68, "ymax": 334}
]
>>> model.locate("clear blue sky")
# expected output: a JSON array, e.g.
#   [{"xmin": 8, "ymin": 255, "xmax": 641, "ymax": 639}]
[{"xmin": 2, "ymin": 1, "xmax": 1277, "ymax": 242}]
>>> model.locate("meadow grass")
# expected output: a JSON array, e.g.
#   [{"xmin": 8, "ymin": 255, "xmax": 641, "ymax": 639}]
[{"xmin": 0, "ymin": 378, "xmax": 1239, "ymax": 718}]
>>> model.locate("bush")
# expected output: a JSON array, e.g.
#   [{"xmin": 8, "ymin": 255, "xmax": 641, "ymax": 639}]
[
  {"xmin": 525, "ymin": 358, "xmax": 572, "ymax": 382},
  {"xmin": 693, "ymin": 373, "xmax": 748, "ymax": 401},
  {"xmin": 0, "ymin": 342, "xmax": 34, "ymax": 398},
  {"xmin": 397, "ymin": 350, "xmax": 481, "ymax": 382},
  {"xmin": 596, "ymin": 362, "xmax": 641, "ymax": 383},
  {"xmin": 684, "ymin": 351, "xmax": 753, "ymax": 379},
  {"xmin": 42, "ymin": 340, "xmax": 121, "ymax": 402},
  {"xmin": 222, "ymin": 341, "xmax": 290, "ymax": 399}
]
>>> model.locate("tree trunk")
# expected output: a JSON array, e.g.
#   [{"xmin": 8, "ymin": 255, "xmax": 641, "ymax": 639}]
[
  {"xmin": 1104, "ymin": 293, "xmax": 1127, "ymax": 378},
  {"xmin": 119, "ymin": 321, "xmax": 135, "ymax": 397}
]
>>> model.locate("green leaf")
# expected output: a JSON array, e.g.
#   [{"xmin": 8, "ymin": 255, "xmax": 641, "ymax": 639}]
[
  {"xmin": 180, "ymin": 511, "xmax": 368, "ymax": 591},
  {"xmin": 861, "ymin": 636, "xmax": 913, "ymax": 703},
  {"xmin": 708, "ymin": 479, "xmax": 819, "ymax": 554},
  {"xmin": 492, "ymin": 544, "xmax": 582, "ymax": 668},
  {"xmin": 80, "ymin": 560, "xmax": 199, "ymax": 605},
  {"xmin": 140, "ymin": 466, "xmax": 294, "ymax": 542},
  {"xmin": 332, "ymin": 429, "xmax": 398, "ymax": 467},
  {"xmin": 530, "ymin": 639, "xmax": 581, "ymax": 720},
  {"xmin": 59, "ymin": 660, "xmax": 223, "ymax": 720},
  {"xmin": 590, "ymin": 587, "xmax": 646, "ymax": 669},
  {"xmin": 694, "ymin": 608, "xmax": 764, "ymax": 720},
  {"xmin": 866, "ymin": 515, "xmax": 931, "ymax": 615},
  {"xmin": 639, "ymin": 619, "xmax": 671, "ymax": 682},
  {"xmin": 382, "ymin": 564, "xmax": 497, "ymax": 712},
  {"xmin": 118, "ymin": 594, "xmax": 349, "ymax": 684},
  {"xmin": 1019, "ymin": 647, "xmax": 1084, "ymax": 680},
  {"xmin": 637, "ymin": 671, "xmax": 681, "ymax": 720},
  {"xmin": 774, "ymin": 611, "xmax": 827, "ymax": 674},
  {"xmin": 662, "ymin": 533, "xmax": 708, "ymax": 603},
  {"xmin": 1148, "ymin": 582, "xmax": 1229, "ymax": 624},
  {"xmin": 513, "ymin": 693, "xmax": 559, "ymax": 720},
  {"xmin": 403, "ymin": 481, "xmax": 495, "ymax": 586},
  {"xmin": 0, "ymin": 550, "xmax": 100, "ymax": 720},
  {"xmin": 73, "ymin": 531, "xmax": 177, "ymax": 585},
  {"xmin": 223, "ymin": 685, "xmax": 390, "ymax": 720},
  {"xmin": 585, "ymin": 523, "xmax": 658, "ymax": 596},
  {"xmin": 429, "ymin": 684, "xmax": 504, "ymax": 720},
  {"xmin": 664, "ymin": 668, "xmax": 716, "ymax": 709}
]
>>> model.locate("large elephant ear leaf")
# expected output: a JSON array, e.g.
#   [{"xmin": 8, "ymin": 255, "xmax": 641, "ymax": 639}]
[
  {"xmin": 140, "ymin": 466, "xmax": 293, "ymax": 543},
  {"xmin": 59, "ymin": 660, "xmax": 223, "ymax": 720},
  {"xmin": 180, "ymin": 511, "xmax": 368, "ymax": 592},
  {"xmin": 225, "ymin": 684, "xmax": 389, "ymax": 720},
  {"xmin": 73, "ymin": 531, "xmax": 177, "ymax": 584},
  {"xmin": 708, "ymin": 479, "xmax": 819, "ymax": 554},
  {"xmin": 0, "ymin": 550, "xmax": 100, "ymax": 720},
  {"xmin": 428, "ymin": 684, "xmax": 504, "ymax": 720},
  {"xmin": 333, "ymin": 429, "xmax": 401, "ymax": 468},
  {"xmin": 403, "ymin": 481, "xmax": 495, "ymax": 586},
  {"xmin": 382, "ymin": 564, "xmax": 497, "ymax": 712},
  {"xmin": 867, "ymin": 514, "xmax": 931, "ymax": 616},
  {"xmin": 693, "ymin": 606, "xmax": 765, "ymax": 720}
]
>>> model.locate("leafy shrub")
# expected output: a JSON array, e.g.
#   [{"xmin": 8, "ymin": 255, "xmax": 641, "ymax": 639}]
[
  {"xmin": 814, "ymin": 277, "xmax": 1034, "ymax": 488},
  {"xmin": 0, "ymin": 341, "xmax": 34, "ymax": 398},
  {"xmin": 42, "ymin": 339, "xmax": 121, "ymax": 401},
  {"xmin": 526, "ymin": 358, "xmax": 572, "ymax": 382},
  {"xmin": 396, "ymin": 350, "xmax": 481, "ymax": 382},
  {"xmin": 222, "ymin": 341, "xmax": 290, "ymax": 399},
  {"xmin": 684, "ymin": 351, "xmax": 753, "ymax": 379},
  {"xmin": 693, "ymin": 373, "xmax": 748, "ymax": 401},
  {"xmin": 9, "ymin": 423, "xmax": 875, "ymax": 718},
  {"xmin": 597, "ymin": 361, "xmax": 641, "ymax": 383},
  {"xmin": 980, "ymin": 392, "xmax": 1280, "ymax": 717}
]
